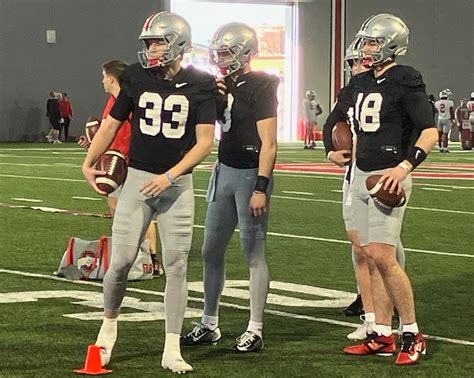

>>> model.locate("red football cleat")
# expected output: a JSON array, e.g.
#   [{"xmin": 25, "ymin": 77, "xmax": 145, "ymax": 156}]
[
  {"xmin": 395, "ymin": 332, "xmax": 426, "ymax": 365},
  {"xmin": 344, "ymin": 333, "xmax": 396, "ymax": 356}
]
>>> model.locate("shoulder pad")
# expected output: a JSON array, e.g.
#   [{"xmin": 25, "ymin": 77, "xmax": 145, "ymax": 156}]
[{"xmin": 388, "ymin": 65, "xmax": 425, "ymax": 89}]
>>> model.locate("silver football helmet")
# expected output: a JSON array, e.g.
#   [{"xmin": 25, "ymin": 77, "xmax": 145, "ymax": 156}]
[
  {"xmin": 138, "ymin": 11, "xmax": 191, "ymax": 68},
  {"xmin": 439, "ymin": 90, "xmax": 448, "ymax": 99},
  {"xmin": 209, "ymin": 22, "xmax": 258, "ymax": 77},
  {"xmin": 306, "ymin": 90, "xmax": 316, "ymax": 100},
  {"xmin": 443, "ymin": 88, "xmax": 453, "ymax": 100},
  {"xmin": 356, "ymin": 13, "xmax": 409, "ymax": 67},
  {"xmin": 344, "ymin": 38, "xmax": 363, "ymax": 83}
]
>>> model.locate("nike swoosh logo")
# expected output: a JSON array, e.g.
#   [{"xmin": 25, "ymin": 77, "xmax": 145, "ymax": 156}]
[
  {"xmin": 415, "ymin": 150, "xmax": 421, "ymax": 159},
  {"xmin": 377, "ymin": 78, "xmax": 386, "ymax": 84},
  {"xmin": 237, "ymin": 81, "xmax": 246, "ymax": 87},
  {"xmin": 175, "ymin": 82, "xmax": 187, "ymax": 88}
]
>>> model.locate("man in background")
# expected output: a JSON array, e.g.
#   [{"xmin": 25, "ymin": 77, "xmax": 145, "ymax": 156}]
[{"xmin": 302, "ymin": 90, "xmax": 322, "ymax": 149}]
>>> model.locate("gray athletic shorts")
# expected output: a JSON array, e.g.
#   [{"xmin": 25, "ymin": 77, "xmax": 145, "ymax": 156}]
[
  {"xmin": 342, "ymin": 178, "xmax": 356, "ymax": 231},
  {"xmin": 351, "ymin": 167, "xmax": 412, "ymax": 246},
  {"xmin": 437, "ymin": 119, "xmax": 451, "ymax": 134}
]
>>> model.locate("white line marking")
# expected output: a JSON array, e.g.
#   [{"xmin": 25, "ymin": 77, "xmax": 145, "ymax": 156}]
[
  {"xmin": 420, "ymin": 187, "xmax": 452, "ymax": 192},
  {"xmin": 282, "ymin": 191, "xmax": 314, "ymax": 196},
  {"xmin": 331, "ymin": 190, "xmax": 343, "ymax": 193},
  {"xmin": 0, "ymin": 268, "xmax": 472, "ymax": 346},
  {"xmin": 1, "ymin": 175, "xmax": 473, "ymax": 215},
  {"xmin": 72, "ymin": 196, "xmax": 102, "ymax": 201},
  {"xmin": 11, "ymin": 198, "xmax": 43, "ymax": 203}
]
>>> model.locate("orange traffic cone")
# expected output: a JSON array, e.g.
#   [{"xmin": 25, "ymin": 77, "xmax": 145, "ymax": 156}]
[{"xmin": 74, "ymin": 345, "xmax": 112, "ymax": 375}]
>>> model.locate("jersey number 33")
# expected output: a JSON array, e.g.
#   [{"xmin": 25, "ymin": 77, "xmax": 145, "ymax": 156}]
[{"xmin": 139, "ymin": 92, "xmax": 190, "ymax": 139}]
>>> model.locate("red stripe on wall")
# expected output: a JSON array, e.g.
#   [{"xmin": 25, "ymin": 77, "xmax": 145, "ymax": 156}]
[{"xmin": 334, "ymin": 0, "xmax": 342, "ymax": 102}]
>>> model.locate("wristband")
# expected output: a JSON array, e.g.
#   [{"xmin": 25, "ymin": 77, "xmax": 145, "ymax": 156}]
[
  {"xmin": 327, "ymin": 151, "xmax": 334, "ymax": 159},
  {"xmin": 398, "ymin": 161, "xmax": 411, "ymax": 174},
  {"xmin": 164, "ymin": 171, "xmax": 176, "ymax": 184},
  {"xmin": 254, "ymin": 175, "xmax": 270, "ymax": 193},
  {"xmin": 406, "ymin": 147, "xmax": 427, "ymax": 170}
]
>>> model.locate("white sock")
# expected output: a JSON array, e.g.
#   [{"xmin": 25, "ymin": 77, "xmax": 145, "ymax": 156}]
[
  {"xmin": 402, "ymin": 322, "xmax": 419, "ymax": 334},
  {"xmin": 201, "ymin": 314, "xmax": 219, "ymax": 331},
  {"xmin": 96, "ymin": 317, "xmax": 117, "ymax": 348},
  {"xmin": 247, "ymin": 321, "xmax": 263, "ymax": 339},
  {"xmin": 364, "ymin": 312, "xmax": 376, "ymax": 323},
  {"xmin": 373, "ymin": 324, "xmax": 392, "ymax": 337},
  {"xmin": 164, "ymin": 333, "xmax": 181, "ymax": 355}
]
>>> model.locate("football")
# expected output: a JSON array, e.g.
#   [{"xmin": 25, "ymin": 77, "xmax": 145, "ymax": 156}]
[
  {"xmin": 95, "ymin": 150, "xmax": 127, "ymax": 195},
  {"xmin": 85, "ymin": 116, "xmax": 101, "ymax": 143},
  {"xmin": 366, "ymin": 174, "xmax": 406, "ymax": 208},
  {"xmin": 332, "ymin": 121, "xmax": 353, "ymax": 151}
]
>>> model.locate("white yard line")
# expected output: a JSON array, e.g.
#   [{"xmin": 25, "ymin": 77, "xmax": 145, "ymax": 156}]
[
  {"xmin": 71, "ymin": 196, "xmax": 102, "ymax": 201},
  {"xmin": 0, "ymin": 268, "xmax": 472, "ymax": 347},
  {"xmin": 282, "ymin": 191, "xmax": 314, "ymax": 196},
  {"xmin": 420, "ymin": 187, "xmax": 452, "ymax": 192},
  {"xmin": 11, "ymin": 198, "xmax": 43, "ymax": 203}
]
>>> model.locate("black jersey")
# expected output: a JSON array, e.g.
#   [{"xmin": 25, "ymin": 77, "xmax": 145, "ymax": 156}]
[
  {"xmin": 110, "ymin": 63, "xmax": 217, "ymax": 174},
  {"xmin": 217, "ymin": 71, "xmax": 279, "ymax": 169},
  {"xmin": 344, "ymin": 65, "xmax": 435, "ymax": 171}
]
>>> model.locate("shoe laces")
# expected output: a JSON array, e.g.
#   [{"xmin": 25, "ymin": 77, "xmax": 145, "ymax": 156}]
[
  {"xmin": 189, "ymin": 321, "xmax": 208, "ymax": 337},
  {"xmin": 236, "ymin": 331, "xmax": 257, "ymax": 347},
  {"xmin": 400, "ymin": 332, "xmax": 416, "ymax": 352}
]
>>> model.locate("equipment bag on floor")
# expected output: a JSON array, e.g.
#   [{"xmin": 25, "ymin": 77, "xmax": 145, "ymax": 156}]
[{"xmin": 54, "ymin": 236, "xmax": 154, "ymax": 280}]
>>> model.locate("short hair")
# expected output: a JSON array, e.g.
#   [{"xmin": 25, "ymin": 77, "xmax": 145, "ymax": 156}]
[{"xmin": 102, "ymin": 60, "xmax": 128, "ymax": 81}]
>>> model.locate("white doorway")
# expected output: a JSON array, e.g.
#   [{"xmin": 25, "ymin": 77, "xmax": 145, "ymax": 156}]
[{"xmin": 170, "ymin": 0, "xmax": 298, "ymax": 141}]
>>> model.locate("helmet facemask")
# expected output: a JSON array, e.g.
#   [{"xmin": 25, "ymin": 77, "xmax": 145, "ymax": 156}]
[
  {"xmin": 209, "ymin": 43, "xmax": 250, "ymax": 77},
  {"xmin": 358, "ymin": 37, "xmax": 395, "ymax": 68},
  {"xmin": 138, "ymin": 34, "xmax": 182, "ymax": 68}
]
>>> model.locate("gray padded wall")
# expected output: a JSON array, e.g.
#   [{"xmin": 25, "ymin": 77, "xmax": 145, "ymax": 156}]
[
  {"xmin": 0, "ymin": 0, "xmax": 165, "ymax": 141},
  {"xmin": 345, "ymin": 0, "xmax": 473, "ymax": 103},
  {"xmin": 297, "ymin": 0, "xmax": 331, "ymax": 130}
]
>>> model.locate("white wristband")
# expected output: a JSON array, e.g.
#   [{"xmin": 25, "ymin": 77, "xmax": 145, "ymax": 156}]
[
  {"xmin": 398, "ymin": 162, "xmax": 411, "ymax": 174},
  {"xmin": 327, "ymin": 151, "xmax": 334, "ymax": 159},
  {"xmin": 164, "ymin": 171, "xmax": 175, "ymax": 184}
]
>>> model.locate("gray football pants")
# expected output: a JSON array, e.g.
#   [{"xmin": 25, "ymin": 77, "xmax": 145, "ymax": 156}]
[
  {"xmin": 103, "ymin": 167, "xmax": 194, "ymax": 334},
  {"xmin": 203, "ymin": 162, "xmax": 272, "ymax": 324}
]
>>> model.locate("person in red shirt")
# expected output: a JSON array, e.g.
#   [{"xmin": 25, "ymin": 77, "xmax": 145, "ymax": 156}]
[
  {"xmin": 78, "ymin": 60, "xmax": 159, "ymax": 273},
  {"xmin": 59, "ymin": 93, "xmax": 74, "ymax": 142}
]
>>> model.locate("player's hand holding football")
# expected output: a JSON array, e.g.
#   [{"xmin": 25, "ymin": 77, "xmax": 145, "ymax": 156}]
[
  {"xmin": 380, "ymin": 165, "xmax": 410, "ymax": 195},
  {"xmin": 82, "ymin": 164, "xmax": 107, "ymax": 195},
  {"xmin": 328, "ymin": 150, "xmax": 351, "ymax": 167},
  {"xmin": 250, "ymin": 191, "xmax": 267, "ymax": 217},
  {"xmin": 140, "ymin": 174, "xmax": 172, "ymax": 198}
]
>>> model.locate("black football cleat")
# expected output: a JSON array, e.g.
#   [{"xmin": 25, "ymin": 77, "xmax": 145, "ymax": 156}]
[
  {"xmin": 181, "ymin": 322, "xmax": 222, "ymax": 346},
  {"xmin": 343, "ymin": 294, "xmax": 364, "ymax": 316},
  {"xmin": 231, "ymin": 331, "xmax": 263, "ymax": 353}
]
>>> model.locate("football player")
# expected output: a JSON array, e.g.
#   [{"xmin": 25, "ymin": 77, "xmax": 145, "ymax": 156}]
[
  {"xmin": 435, "ymin": 90, "xmax": 455, "ymax": 152},
  {"xmin": 78, "ymin": 60, "xmax": 160, "ymax": 274},
  {"xmin": 323, "ymin": 39, "xmax": 406, "ymax": 340},
  {"xmin": 467, "ymin": 92, "xmax": 474, "ymax": 143},
  {"xmin": 339, "ymin": 14, "xmax": 438, "ymax": 365},
  {"xmin": 302, "ymin": 90, "xmax": 323, "ymax": 149},
  {"xmin": 82, "ymin": 11, "xmax": 217, "ymax": 374},
  {"xmin": 182, "ymin": 22, "xmax": 278, "ymax": 353}
]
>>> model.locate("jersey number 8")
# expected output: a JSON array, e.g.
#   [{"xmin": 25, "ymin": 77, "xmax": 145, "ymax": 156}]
[
  {"xmin": 355, "ymin": 93, "xmax": 383, "ymax": 132},
  {"xmin": 139, "ymin": 92, "xmax": 189, "ymax": 139}
]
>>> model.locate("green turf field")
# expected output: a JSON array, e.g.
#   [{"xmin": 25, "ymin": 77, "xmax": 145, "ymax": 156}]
[{"xmin": 0, "ymin": 142, "xmax": 473, "ymax": 377}]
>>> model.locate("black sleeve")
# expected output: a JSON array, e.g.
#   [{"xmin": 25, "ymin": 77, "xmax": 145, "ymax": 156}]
[
  {"xmin": 254, "ymin": 77, "xmax": 279, "ymax": 122},
  {"xmin": 196, "ymin": 96, "xmax": 217, "ymax": 125},
  {"xmin": 402, "ymin": 90, "xmax": 436, "ymax": 132},
  {"xmin": 322, "ymin": 86, "xmax": 353, "ymax": 155},
  {"xmin": 109, "ymin": 88, "xmax": 134, "ymax": 122}
]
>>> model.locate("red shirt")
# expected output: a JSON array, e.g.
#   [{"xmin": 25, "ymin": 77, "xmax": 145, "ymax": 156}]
[
  {"xmin": 102, "ymin": 96, "xmax": 131, "ymax": 160},
  {"xmin": 59, "ymin": 99, "xmax": 73, "ymax": 118}
]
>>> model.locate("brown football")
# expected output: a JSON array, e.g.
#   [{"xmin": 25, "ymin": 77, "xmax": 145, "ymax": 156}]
[
  {"xmin": 85, "ymin": 116, "xmax": 101, "ymax": 143},
  {"xmin": 332, "ymin": 121, "xmax": 353, "ymax": 151},
  {"xmin": 95, "ymin": 150, "xmax": 127, "ymax": 195},
  {"xmin": 366, "ymin": 174, "xmax": 406, "ymax": 208}
]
